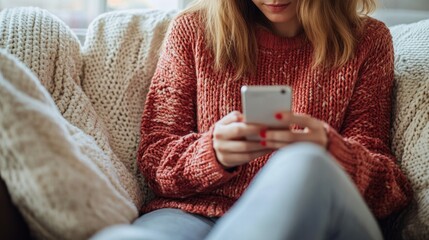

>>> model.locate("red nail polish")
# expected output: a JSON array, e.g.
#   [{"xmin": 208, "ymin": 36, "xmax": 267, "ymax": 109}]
[
  {"xmin": 260, "ymin": 130, "xmax": 266, "ymax": 138},
  {"xmin": 260, "ymin": 141, "xmax": 266, "ymax": 147},
  {"xmin": 275, "ymin": 113, "xmax": 283, "ymax": 120}
]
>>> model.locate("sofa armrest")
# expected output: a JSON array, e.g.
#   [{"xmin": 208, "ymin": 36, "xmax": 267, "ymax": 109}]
[{"xmin": 0, "ymin": 177, "xmax": 32, "ymax": 240}]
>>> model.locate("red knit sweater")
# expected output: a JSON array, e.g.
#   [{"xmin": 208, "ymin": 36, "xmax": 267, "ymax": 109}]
[{"xmin": 138, "ymin": 13, "xmax": 412, "ymax": 219}]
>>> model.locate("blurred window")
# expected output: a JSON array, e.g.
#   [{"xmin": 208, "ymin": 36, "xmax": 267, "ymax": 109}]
[{"xmin": 379, "ymin": 0, "xmax": 429, "ymax": 11}]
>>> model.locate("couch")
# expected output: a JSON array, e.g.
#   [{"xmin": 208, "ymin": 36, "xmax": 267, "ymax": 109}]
[{"xmin": 0, "ymin": 7, "xmax": 428, "ymax": 240}]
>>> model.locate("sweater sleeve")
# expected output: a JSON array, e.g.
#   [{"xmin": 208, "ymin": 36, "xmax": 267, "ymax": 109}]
[
  {"xmin": 137, "ymin": 15, "xmax": 240, "ymax": 198},
  {"xmin": 325, "ymin": 22, "xmax": 412, "ymax": 218}
]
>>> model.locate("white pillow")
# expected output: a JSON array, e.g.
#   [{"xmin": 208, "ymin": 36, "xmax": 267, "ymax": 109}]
[
  {"xmin": 0, "ymin": 48, "xmax": 138, "ymax": 240},
  {"xmin": 0, "ymin": 7, "xmax": 141, "ymax": 239},
  {"xmin": 82, "ymin": 9, "xmax": 177, "ymax": 202},
  {"xmin": 390, "ymin": 19, "xmax": 429, "ymax": 240}
]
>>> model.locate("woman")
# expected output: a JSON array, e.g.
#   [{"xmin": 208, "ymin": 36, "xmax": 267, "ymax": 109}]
[{"xmin": 93, "ymin": 0, "xmax": 412, "ymax": 239}]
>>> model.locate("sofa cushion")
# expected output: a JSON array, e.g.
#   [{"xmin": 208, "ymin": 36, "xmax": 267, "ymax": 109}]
[
  {"xmin": 0, "ymin": 7, "xmax": 82, "ymax": 109},
  {"xmin": 0, "ymin": 8, "xmax": 142, "ymax": 239},
  {"xmin": 82, "ymin": 9, "xmax": 177, "ymax": 201},
  {"xmin": 390, "ymin": 19, "xmax": 429, "ymax": 239},
  {"xmin": 0, "ymin": 47, "xmax": 139, "ymax": 240}
]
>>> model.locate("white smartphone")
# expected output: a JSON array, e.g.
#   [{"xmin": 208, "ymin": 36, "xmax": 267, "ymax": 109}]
[{"xmin": 241, "ymin": 85, "xmax": 293, "ymax": 140}]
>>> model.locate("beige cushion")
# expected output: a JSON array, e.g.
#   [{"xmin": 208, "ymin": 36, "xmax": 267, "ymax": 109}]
[
  {"xmin": 82, "ymin": 9, "xmax": 177, "ymax": 202},
  {"xmin": 390, "ymin": 19, "xmax": 429, "ymax": 239},
  {"xmin": 0, "ymin": 48, "xmax": 138, "ymax": 240},
  {"xmin": 0, "ymin": 8, "xmax": 142, "ymax": 239}
]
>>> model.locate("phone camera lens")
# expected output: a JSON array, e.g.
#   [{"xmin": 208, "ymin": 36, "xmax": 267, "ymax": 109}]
[{"xmin": 281, "ymin": 89, "xmax": 286, "ymax": 94}]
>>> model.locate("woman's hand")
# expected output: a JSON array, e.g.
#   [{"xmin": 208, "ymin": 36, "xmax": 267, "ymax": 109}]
[
  {"xmin": 213, "ymin": 111, "xmax": 273, "ymax": 168},
  {"xmin": 261, "ymin": 112, "xmax": 328, "ymax": 149}
]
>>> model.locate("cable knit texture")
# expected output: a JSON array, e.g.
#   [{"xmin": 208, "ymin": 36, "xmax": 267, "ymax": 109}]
[
  {"xmin": 390, "ymin": 19, "xmax": 429, "ymax": 240},
  {"xmin": 0, "ymin": 7, "xmax": 175, "ymax": 240},
  {"xmin": 82, "ymin": 9, "xmax": 177, "ymax": 202},
  {"xmin": 0, "ymin": 49, "xmax": 138, "ymax": 240},
  {"xmin": 138, "ymin": 13, "xmax": 412, "ymax": 219}
]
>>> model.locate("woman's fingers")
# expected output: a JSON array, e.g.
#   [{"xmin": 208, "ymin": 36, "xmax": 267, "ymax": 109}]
[
  {"xmin": 214, "ymin": 122, "xmax": 263, "ymax": 140},
  {"xmin": 262, "ymin": 131, "xmax": 321, "ymax": 147},
  {"xmin": 213, "ymin": 111, "xmax": 328, "ymax": 168},
  {"xmin": 216, "ymin": 150, "xmax": 274, "ymax": 168},
  {"xmin": 263, "ymin": 112, "xmax": 328, "ymax": 148},
  {"xmin": 264, "ymin": 129, "xmax": 319, "ymax": 143},
  {"xmin": 214, "ymin": 111, "xmax": 264, "ymax": 140},
  {"xmin": 213, "ymin": 111, "xmax": 271, "ymax": 168},
  {"xmin": 276, "ymin": 112, "xmax": 320, "ymax": 130},
  {"xmin": 213, "ymin": 139, "xmax": 268, "ymax": 153},
  {"xmin": 216, "ymin": 111, "xmax": 243, "ymax": 125}
]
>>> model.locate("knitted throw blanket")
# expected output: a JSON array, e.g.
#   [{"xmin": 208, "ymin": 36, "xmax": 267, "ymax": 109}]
[
  {"xmin": 82, "ymin": 9, "xmax": 176, "ymax": 203},
  {"xmin": 390, "ymin": 20, "xmax": 429, "ymax": 240},
  {"xmin": 0, "ymin": 7, "xmax": 175, "ymax": 240}
]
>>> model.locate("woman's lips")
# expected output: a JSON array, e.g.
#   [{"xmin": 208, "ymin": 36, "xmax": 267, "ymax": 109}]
[{"xmin": 264, "ymin": 3, "xmax": 291, "ymax": 13}]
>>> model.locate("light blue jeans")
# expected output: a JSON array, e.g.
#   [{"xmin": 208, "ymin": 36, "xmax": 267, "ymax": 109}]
[{"xmin": 92, "ymin": 143, "xmax": 383, "ymax": 240}]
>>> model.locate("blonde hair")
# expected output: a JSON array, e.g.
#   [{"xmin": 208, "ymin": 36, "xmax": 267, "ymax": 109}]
[{"xmin": 183, "ymin": 0, "xmax": 376, "ymax": 77}]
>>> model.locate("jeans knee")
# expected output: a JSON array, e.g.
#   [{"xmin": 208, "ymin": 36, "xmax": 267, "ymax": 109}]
[
  {"xmin": 267, "ymin": 142, "xmax": 337, "ymax": 180},
  {"xmin": 272, "ymin": 142, "xmax": 329, "ymax": 163},
  {"xmin": 276, "ymin": 142, "xmax": 327, "ymax": 159}
]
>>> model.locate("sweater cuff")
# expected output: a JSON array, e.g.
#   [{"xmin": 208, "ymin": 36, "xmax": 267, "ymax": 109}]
[
  {"xmin": 198, "ymin": 126, "xmax": 241, "ymax": 182},
  {"xmin": 324, "ymin": 123, "xmax": 357, "ymax": 175}
]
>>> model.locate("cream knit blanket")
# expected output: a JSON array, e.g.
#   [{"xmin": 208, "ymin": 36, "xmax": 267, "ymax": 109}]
[
  {"xmin": 0, "ymin": 7, "xmax": 175, "ymax": 240},
  {"xmin": 0, "ymin": 49, "xmax": 137, "ymax": 239},
  {"xmin": 82, "ymin": 9, "xmax": 176, "ymax": 202},
  {"xmin": 390, "ymin": 19, "xmax": 429, "ymax": 240}
]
